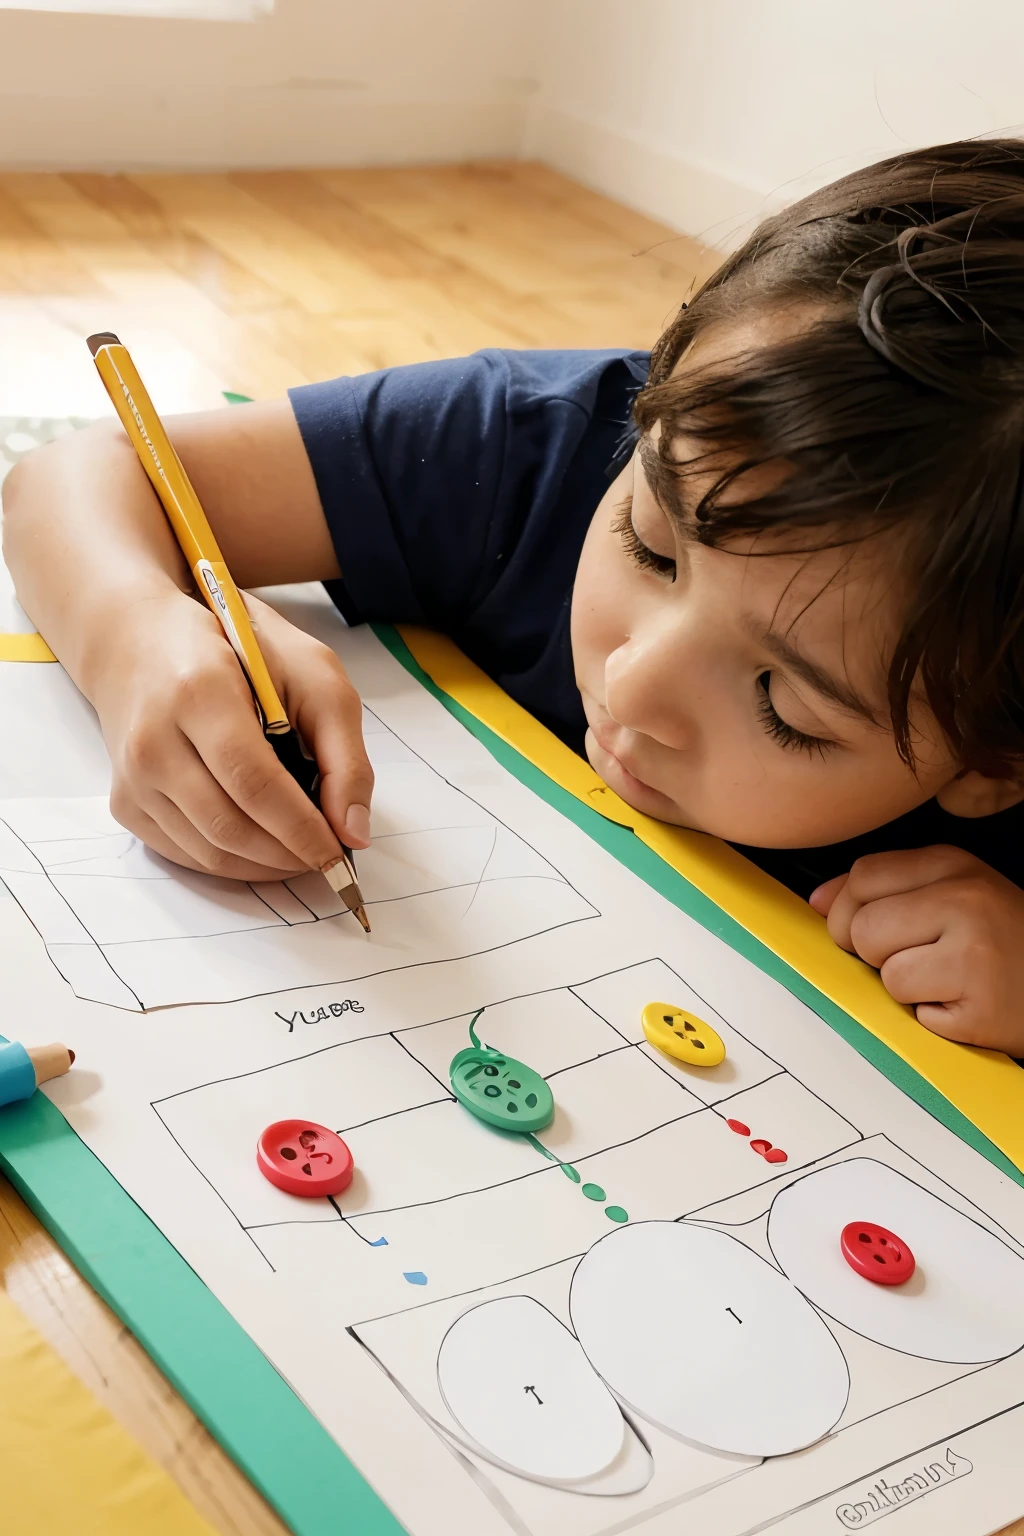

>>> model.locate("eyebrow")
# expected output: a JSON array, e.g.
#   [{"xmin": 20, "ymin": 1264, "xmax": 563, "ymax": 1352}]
[
  {"xmin": 749, "ymin": 622, "xmax": 884, "ymax": 726},
  {"xmin": 637, "ymin": 434, "xmax": 691, "ymax": 523},
  {"xmin": 639, "ymin": 437, "xmax": 886, "ymax": 726}
]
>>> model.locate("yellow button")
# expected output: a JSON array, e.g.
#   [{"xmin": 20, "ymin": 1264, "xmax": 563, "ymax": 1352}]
[{"xmin": 641, "ymin": 1002, "xmax": 726, "ymax": 1067}]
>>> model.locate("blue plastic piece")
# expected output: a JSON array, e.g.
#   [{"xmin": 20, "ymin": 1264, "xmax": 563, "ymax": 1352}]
[{"xmin": 0, "ymin": 1041, "xmax": 35, "ymax": 1108}]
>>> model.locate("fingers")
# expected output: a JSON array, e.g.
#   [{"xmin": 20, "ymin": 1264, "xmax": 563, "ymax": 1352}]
[
  {"xmin": 878, "ymin": 941, "xmax": 964, "ymax": 1006},
  {"xmin": 119, "ymin": 648, "xmax": 339, "ymax": 874},
  {"xmin": 845, "ymin": 889, "xmax": 946, "ymax": 969},
  {"xmin": 841, "ymin": 846, "xmax": 978, "ymax": 903},
  {"xmin": 913, "ymin": 1001, "xmax": 983, "ymax": 1044},
  {"xmin": 813, "ymin": 846, "xmax": 1024, "ymax": 1052},
  {"xmin": 246, "ymin": 592, "xmax": 374, "ymax": 851},
  {"xmin": 299, "ymin": 674, "xmax": 374, "ymax": 850},
  {"xmin": 159, "ymin": 731, "xmax": 308, "ymax": 872},
  {"xmin": 822, "ymin": 846, "xmax": 980, "ymax": 955},
  {"xmin": 104, "ymin": 589, "xmax": 373, "ymax": 882},
  {"xmin": 187, "ymin": 709, "xmax": 345, "ymax": 873},
  {"xmin": 808, "ymin": 873, "xmax": 847, "ymax": 916},
  {"xmin": 114, "ymin": 639, "xmax": 342, "ymax": 877},
  {"xmin": 111, "ymin": 793, "xmax": 305, "ymax": 883}
]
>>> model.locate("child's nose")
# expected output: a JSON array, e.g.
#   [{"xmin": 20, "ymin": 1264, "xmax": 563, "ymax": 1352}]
[{"xmin": 604, "ymin": 631, "xmax": 697, "ymax": 752}]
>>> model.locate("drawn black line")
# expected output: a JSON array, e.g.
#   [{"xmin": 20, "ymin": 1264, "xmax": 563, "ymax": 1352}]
[
  {"xmin": 150, "ymin": 1102, "xmax": 275, "ymax": 1272},
  {"xmin": 0, "ymin": 817, "xmax": 144, "ymax": 1010}
]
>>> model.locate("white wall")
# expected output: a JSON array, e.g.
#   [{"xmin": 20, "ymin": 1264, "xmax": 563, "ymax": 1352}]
[
  {"xmin": 524, "ymin": 0, "xmax": 1024, "ymax": 246},
  {"xmin": 3, "ymin": 0, "xmax": 1024, "ymax": 238},
  {"xmin": 0, "ymin": 0, "xmax": 541, "ymax": 169}
]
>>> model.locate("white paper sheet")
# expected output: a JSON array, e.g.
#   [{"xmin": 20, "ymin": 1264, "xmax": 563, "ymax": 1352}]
[{"xmin": 1, "ymin": 584, "xmax": 1023, "ymax": 1536}]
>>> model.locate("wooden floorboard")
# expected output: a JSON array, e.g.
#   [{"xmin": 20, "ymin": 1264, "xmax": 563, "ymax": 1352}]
[{"xmin": 0, "ymin": 159, "xmax": 1018, "ymax": 1536}]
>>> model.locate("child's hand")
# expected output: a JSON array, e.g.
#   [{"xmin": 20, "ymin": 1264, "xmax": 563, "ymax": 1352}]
[
  {"xmin": 94, "ymin": 590, "xmax": 373, "ymax": 883},
  {"xmin": 810, "ymin": 847, "xmax": 1024, "ymax": 1054}
]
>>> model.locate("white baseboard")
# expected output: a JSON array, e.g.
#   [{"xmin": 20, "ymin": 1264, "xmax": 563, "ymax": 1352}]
[
  {"xmin": 523, "ymin": 101, "xmax": 772, "ymax": 248},
  {"xmin": 0, "ymin": 95, "xmax": 527, "ymax": 172}
]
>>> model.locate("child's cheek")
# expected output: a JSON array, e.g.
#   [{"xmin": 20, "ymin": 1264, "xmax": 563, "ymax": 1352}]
[{"xmin": 571, "ymin": 510, "xmax": 631, "ymax": 687}]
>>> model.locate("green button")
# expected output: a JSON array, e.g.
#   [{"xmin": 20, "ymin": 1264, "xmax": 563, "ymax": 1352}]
[{"xmin": 449, "ymin": 1046, "xmax": 554, "ymax": 1133}]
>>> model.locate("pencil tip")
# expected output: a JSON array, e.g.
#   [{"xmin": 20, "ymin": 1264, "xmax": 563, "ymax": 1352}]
[{"xmin": 355, "ymin": 906, "xmax": 371, "ymax": 934}]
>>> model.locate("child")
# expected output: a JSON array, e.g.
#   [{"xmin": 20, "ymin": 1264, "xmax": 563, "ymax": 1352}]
[{"xmin": 5, "ymin": 139, "xmax": 1024, "ymax": 1054}]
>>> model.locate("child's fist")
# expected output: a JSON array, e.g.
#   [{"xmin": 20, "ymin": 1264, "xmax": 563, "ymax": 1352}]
[{"xmin": 810, "ymin": 846, "xmax": 1024, "ymax": 1055}]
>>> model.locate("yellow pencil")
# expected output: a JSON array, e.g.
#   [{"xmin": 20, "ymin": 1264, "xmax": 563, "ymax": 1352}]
[{"xmin": 87, "ymin": 332, "xmax": 370, "ymax": 932}]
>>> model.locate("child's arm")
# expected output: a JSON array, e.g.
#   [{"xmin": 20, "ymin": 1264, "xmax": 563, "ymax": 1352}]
[
  {"xmin": 810, "ymin": 848, "xmax": 1024, "ymax": 1054},
  {"xmin": 2, "ymin": 400, "xmax": 373, "ymax": 881}
]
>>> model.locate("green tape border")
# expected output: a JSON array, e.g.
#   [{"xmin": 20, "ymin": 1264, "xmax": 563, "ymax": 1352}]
[
  {"xmin": 0, "ymin": 619, "xmax": 1020, "ymax": 1536},
  {"xmin": 0, "ymin": 1073, "xmax": 405, "ymax": 1533}
]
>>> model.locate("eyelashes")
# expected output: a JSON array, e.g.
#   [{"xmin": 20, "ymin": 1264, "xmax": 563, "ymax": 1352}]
[
  {"xmin": 614, "ymin": 495, "xmax": 835, "ymax": 761},
  {"xmin": 614, "ymin": 496, "xmax": 676, "ymax": 577},
  {"xmin": 756, "ymin": 673, "xmax": 834, "ymax": 758}
]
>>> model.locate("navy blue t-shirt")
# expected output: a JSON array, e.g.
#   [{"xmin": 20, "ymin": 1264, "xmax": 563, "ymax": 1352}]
[{"xmin": 289, "ymin": 348, "xmax": 1024, "ymax": 900}]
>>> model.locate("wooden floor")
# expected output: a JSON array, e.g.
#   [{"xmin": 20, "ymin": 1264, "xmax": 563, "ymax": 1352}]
[
  {"xmin": 0, "ymin": 161, "xmax": 719, "ymax": 413},
  {"xmin": 0, "ymin": 162, "xmax": 1019, "ymax": 1536}
]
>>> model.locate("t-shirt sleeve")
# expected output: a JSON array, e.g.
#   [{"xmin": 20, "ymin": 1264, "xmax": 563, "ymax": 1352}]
[{"xmin": 288, "ymin": 348, "xmax": 640, "ymax": 629}]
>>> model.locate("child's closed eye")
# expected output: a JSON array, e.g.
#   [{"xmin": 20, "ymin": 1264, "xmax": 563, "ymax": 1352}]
[
  {"xmin": 614, "ymin": 496, "xmax": 676, "ymax": 578},
  {"xmin": 756, "ymin": 672, "xmax": 835, "ymax": 759}
]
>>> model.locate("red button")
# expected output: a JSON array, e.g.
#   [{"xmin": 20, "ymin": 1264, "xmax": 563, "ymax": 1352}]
[
  {"xmin": 840, "ymin": 1220, "xmax": 916, "ymax": 1286},
  {"xmin": 257, "ymin": 1119, "xmax": 354, "ymax": 1198}
]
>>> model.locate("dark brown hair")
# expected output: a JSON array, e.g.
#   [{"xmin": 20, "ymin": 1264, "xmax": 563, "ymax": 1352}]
[{"xmin": 635, "ymin": 138, "xmax": 1024, "ymax": 777}]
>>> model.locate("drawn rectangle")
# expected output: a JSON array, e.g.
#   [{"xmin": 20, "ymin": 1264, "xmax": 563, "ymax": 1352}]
[
  {"xmin": 334, "ymin": 1049, "xmax": 702, "ymax": 1219},
  {"xmin": 155, "ymin": 1035, "xmax": 448, "ymax": 1228},
  {"xmin": 573, "ymin": 957, "xmax": 782, "ymax": 1104},
  {"xmin": 396, "ymin": 991, "xmax": 626, "ymax": 1085},
  {"xmin": 0, "ymin": 738, "xmax": 598, "ymax": 1008}
]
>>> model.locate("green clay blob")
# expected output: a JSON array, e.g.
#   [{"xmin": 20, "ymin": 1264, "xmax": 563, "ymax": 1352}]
[
  {"xmin": 449, "ymin": 1047, "xmax": 554, "ymax": 1134},
  {"xmin": 605, "ymin": 1205, "xmax": 629, "ymax": 1223},
  {"xmin": 581, "ymin": 1183, "xmax": 606, "ymax": 1202}
]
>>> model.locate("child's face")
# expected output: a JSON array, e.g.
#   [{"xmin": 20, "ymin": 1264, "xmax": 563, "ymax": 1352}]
[{"xmin": 570, "ymin": 323, "xmax": 961, "ymax": 849}]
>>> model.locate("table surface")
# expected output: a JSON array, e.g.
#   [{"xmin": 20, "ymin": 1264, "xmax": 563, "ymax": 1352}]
[{"xmin": 0, "ymin": 161, "xmax": 1019, "ymax": 1534}]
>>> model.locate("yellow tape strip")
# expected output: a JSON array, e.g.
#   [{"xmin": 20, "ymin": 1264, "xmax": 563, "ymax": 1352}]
[
  {"xmin": 0, "ymin": 1289, "xmax": 214, "ymax": 1536},
  {"xmin": 0, "ymin": 632, "xmax": 56, "ymax": 662},
  {"xmin": 399, "ymin": 626, "xmax": 1024, "ymax": 1174}
]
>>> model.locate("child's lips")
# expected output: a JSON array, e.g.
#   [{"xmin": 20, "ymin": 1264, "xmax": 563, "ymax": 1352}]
[{"xmin": 587, "ymin": 720, "xmax": 656, "ymax": 795}]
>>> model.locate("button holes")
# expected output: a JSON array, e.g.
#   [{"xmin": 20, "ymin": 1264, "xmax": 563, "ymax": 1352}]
[
  {"xmin": 280, "ymin": 1147, "xmax": 297, "ymax": 1160},
  {"xmin": 691, "ymin": 1039, "xmax": 705, "ymax": 1049},
  {"xmin": 684, "ymin": 1022, "xmax": 697, "ymax": 1032}
]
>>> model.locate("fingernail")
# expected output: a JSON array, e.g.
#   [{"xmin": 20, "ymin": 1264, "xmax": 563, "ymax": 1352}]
[{"xmin": 345, "ymin": 804, "xmax": 371, "ymax": 846}]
